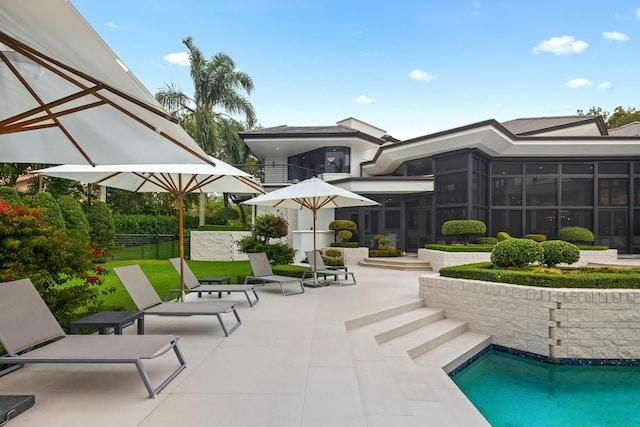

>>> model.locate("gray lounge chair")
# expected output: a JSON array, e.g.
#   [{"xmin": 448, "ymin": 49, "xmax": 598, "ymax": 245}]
[
  {"xmin": 0, "ymin": 278, "xmax": 186, "ymax": 398},
  {"xmin": 302, "ymin": 250, "xmax": 356, "ymax": 286},
  {"xmin": 114, "ymin": 265, "xmax": 241, "ymax": 336},
  {"xmin": 243, "ymin": 253, "xmax": 305, "ymax": 296},
  {"xmin": 166, "ymin": 258, "xmax": 259, "ymax": 306}
]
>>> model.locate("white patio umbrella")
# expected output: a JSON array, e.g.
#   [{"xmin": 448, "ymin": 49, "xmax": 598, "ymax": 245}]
[
  {"xmin": 35, "ymin": 159, "xmax": 265, "ymax": 300},
  {"xmin": 0, "ymin": 0, "xmax": 211, "ymax": 166},
  {"xmin": 242, "ymin": 177, "xmax": 379, "ymax": 285}
]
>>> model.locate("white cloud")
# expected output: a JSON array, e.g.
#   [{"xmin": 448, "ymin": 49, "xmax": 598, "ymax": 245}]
[
  {"xmin": 598, "ymin": 81, "xmax": 612, "ymax": 90},
  {"xmin": 163, "ymin": 52, "xmax": 190, "ymax": 67},
  {"xmin": 409, "ymin": 69, "xmax": 436, "ymax": 81},
  {"xmin": 355, "ymin": 94, "xmax": 374, "ymax": 104},
  {"xmin": 603, "ymin": 31, "xmax": 630, "ymax": 41},
  {"xmin": 566, "ymin": 78, "xmax": 592, "ymax": 88},
  {"xmin": 530, "ymin": 36, "xmax": 588, "ymax": 55},
  {"xmin": 105, "ymin": 21, "xmax": 118, "ymax": 29}
]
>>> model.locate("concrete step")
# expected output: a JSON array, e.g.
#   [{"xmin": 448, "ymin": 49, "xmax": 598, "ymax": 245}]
[
  {"xmin": 345, "ymin": 299, "xmax": 425, "ymax": 330},
  {"xmin": 380, "ymin": 318, "xmax": 469, "ymax": 359},
  {"xmin": 360, "ymin": 307, "xmax": 446, "ymax": 345},
  {"xmin": 358, "ymin": 257, "xmax": 432, "ymax": 271},
  {"xmin": 414, "ymin": 331, "xmax": 492, "ymax": 373}
]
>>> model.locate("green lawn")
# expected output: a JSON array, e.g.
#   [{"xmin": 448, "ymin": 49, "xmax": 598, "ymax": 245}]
[{"xmin": 98, "ymin": 259, "xmax": 310, "ymax": 310}]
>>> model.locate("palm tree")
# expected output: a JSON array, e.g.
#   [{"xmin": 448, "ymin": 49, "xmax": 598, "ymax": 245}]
[
  {"xmin": 155, "ymin": 36, "xmax": 257, "ymax": 220},
  {"xmin": 156, "ymin": 36, "xmax": 256, "ymax": 155}
]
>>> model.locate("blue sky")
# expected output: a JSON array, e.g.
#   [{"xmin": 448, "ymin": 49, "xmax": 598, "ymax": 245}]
[{"xmin": 72, "ymin": 0, "xmax": 640, "ymax": 140}]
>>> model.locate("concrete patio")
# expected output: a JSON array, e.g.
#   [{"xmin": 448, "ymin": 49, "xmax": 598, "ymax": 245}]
[{"xmin": 0, "ymin": 261, "xmax": 490, "ymax": 427}]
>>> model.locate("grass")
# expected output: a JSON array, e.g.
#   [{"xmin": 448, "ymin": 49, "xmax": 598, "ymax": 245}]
[{"xmin": 97, "ymin": 259, "xmax": 310, "ymax": 309}]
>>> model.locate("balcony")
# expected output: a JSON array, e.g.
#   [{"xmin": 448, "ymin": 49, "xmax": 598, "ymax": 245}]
[{"xmin": 233, "ymin": 163, "xmax": 319, "ymax": 184}]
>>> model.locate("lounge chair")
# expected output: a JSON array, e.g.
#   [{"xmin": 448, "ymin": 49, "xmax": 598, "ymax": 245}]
[
  {"xmin": 167, "ymin": 258, "xmax": 259, "ymax": 306},
  {"xmin": 302, "ymin": 250, "xmax": 356, "ymax": 286},
  {"xmin": 243, "ymin": 253, "xmax": 305, "ymax": 296},
  {"xmin": 0, "ymin": 278, "xmax": 186, "ymax": 398},
  {"xmin": 114, "ymin": 265, "xmax": 241, "ymax": 336}
]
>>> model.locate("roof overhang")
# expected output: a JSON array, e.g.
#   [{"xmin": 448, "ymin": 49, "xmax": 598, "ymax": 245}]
[{"xmin": 326, "ymin": 176, "xmax": 433, "ymax": 195}]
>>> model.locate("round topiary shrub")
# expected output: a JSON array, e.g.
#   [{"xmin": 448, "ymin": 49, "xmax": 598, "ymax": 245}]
[
  {"xmin": 337, "ymin": 230, "xmax": 352, "ymax": 243},
  {"xmin": 214, "ymin": 207, "xmax": 239, "ymax": 224},
  {"xmin": 557, "ymin": 226, "xmax": 594, "ymax": 244},
  {"xmin": 496, "ymin": 231, "xmax": 512, "ymax": 241},
  {"xmin": 540, "ymin": 240, "xmax": 580, "ymax": 268},
  {"xmin": 490, "ymin": 238, "xmax": 543, "ymax": 268},
  {"xmin": 441, "ymin": 220, "xmax": 487, "ymax": 245},
  {"xmin": 328, "ymin": 220, "xmax": 357, "ymax": 231},
  {"xmin": 525, "ymin": 234, "xmax": 547, "ymax": 242}
]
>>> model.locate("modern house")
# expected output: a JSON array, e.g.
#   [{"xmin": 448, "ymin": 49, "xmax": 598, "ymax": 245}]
[{"xmin": 240, "ymin": 116, "xmax": 640, "ymax": 254}]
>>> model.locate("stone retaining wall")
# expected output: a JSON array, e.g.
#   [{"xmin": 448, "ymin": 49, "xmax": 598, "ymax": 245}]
[
  {"xmin": 419, "ymin": 275, "xmax": 640, "ymax": 359},
  {"xmin": 190, "ymin": 231, "xmax": 251, "ymax": 261},
  {"xmin": 418, "ymin": 248, "xmax": 618, "ymax": 272}
]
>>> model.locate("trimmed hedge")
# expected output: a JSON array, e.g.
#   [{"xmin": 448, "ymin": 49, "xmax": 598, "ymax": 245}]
[
  {"xmin": 490, "ymin": 238, "xmax": 543, "ymax": 267},
  {"xmin": 540, "ymin": 240, "xmax": 580, "ymax": 268},
  {"xmin": 475, "ymin": 237, "xmax": 498, "ymax": 246},
  {"xmin": 441, "ymin": 220, "xmax": 486, "ymax": 245},
  {"xmin": 328, "ymin": 220, "xmax": 357, "ymax": 231},
  {"xmin": 439, "ymin": 262, "xmax": 640, "ymax": 289},
  {"xmin": 558, "ymin": 226, "xmax": 595, "ymax": 243},
  {"xmin": 496, "ymin": 231, "xmax": 511, "ymax": 241},
  {"xmin": 330, "ymin": 242, "xmax": 360, "ymax": 248},
  {"xmin": 525, "ymin": 234, "xmax": 547, "ymax": 242},
  {"xmin": 369, "ymin": 249, "xmax": 402, "ymax": 257}
]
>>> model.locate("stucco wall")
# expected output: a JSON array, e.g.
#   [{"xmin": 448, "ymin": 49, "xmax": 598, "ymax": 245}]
[{"xmin": 419, "ymin": 275, "xmax": 640, "ymax": 359}]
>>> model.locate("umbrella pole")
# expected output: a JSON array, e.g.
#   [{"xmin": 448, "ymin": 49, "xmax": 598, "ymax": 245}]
[
  {"xmin": 313, "ymin": 209, "xmax": 319, "ymax": 285},
  {"xmin": 178, "ymin": 196, "xmax": 185, "ymax": 302}
]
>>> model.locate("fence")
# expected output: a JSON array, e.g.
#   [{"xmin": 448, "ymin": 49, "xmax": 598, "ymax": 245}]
[{"xmin": 112, "ymin": 234, "xmax": 190, "ymax": 260}]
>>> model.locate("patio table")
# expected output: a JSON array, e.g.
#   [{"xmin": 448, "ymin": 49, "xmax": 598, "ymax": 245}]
[{"xmin": 69, "ymin": 311, "xmax": 144, "ymax": 335}]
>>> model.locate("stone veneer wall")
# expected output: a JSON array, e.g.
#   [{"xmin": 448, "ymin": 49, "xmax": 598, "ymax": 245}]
[
  {"xmin": 418, "ymin": 248, "xmax": 618, "ymax": 272},
  {"xmin": 190, "ymin": 231, "xmax": 251, "ymax": 261},
  {"xmin": 419, "ymin": 275, "xmax": 640, "ymax": 359}
]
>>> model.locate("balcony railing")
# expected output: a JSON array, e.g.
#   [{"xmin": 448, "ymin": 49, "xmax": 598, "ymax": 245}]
[{"xmin": 233, "ymin": 164, "xmax": 319, "ymax": 184}]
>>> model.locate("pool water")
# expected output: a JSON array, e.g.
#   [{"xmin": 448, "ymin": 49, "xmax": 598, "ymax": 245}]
[{"xmin": 452, "ymin": 350, "xmax": 640, "ymax": 427}]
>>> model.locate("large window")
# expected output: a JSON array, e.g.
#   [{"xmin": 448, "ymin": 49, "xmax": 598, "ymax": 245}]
[
  {"xmin": 436, "ymin": 172, "xmax": 467, "ymax": 204},
  {"xmin": 525, "ymin": 177, "xmax": 557, "ymax": 206},
  {"xmin": 288, "ymin": 147, "xmax": 350, "ymax": 176},
  {"xmin": 492, "ymin": 177, "xmax": 522, "ymax": 206},
  {"xmin": 599, "ymin": 179, "xmax": 628, "ymax": 206},
  {"xmin": 491, "ymin": 210, "xmax": 522, "ymax": 237},
  {"xmin": 561, "ymin": 178, "xmax": 593, "ymax": 206}
]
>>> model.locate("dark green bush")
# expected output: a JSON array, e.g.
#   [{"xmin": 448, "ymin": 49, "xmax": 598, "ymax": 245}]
[
  {"xmin": 525, "ymin": 234, "xmax": 547, "ymax": 242},
  {"xmin": 58, "ymin": 195, "xmax": 90, "ymax": 234},
  {"xmin": 558, "ymin": 226, "xmax": 594, "ymax": 244},
  {"xmin": 475, "ymin": 237, "xmax": 498, "ymax": 246},
  {"xmin": 253, "ymin": 214, "xmax": 288, "ymax": 240},
  {"xmin": 540, "ymin": 240, "xmax": 580, "ymax": 268},
  {"xmin": 214, "ymin": 207, "xmax": 239, "ymax": 224},
  {"xmin": 328, "ymin": 220, "xmax": 357, "ymax": 231},
  {"xmin": 86, "ymin": 201, "xmax": 115, "ymax": 250},
  {"xmin": 441, "ymin": 220, "xmax": 486, "ymax": 245},
  {"xmin": 237, "ymin": 214, "xmax": 295, "ymax": 265},
  {"xmin": 369, "ymin": 249, "xmax": 402, "ymax": 257},
  {"xmin": 0, "ymin": 187, "xmax": 22, "ymax": 206},
  {"xmin": 29, "ymin": 191, "xmax": 64, "ymax": 229},
  {"xmin": 490, "ymin": 238, "xmax": 543, "ymax": 267},
  {"xmin": 496, "ymin": 231, "xmax": 512, "ymax": 241}
]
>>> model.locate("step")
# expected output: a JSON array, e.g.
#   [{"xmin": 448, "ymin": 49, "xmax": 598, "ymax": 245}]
[
  {"xmin": 359, "ymin": 307, "xmax": 446, "ymax": 345},
  {"xmin": 380, "ymin": 318, "xmax": 468, "ymax": 359},
  {"xmin": 413, "ymin": 331, "xmax": 492, "ymax": 373},
  {"xmin": 358, "ymin": 258, "xmax": 432, "ymax": 271},
  {"xmin": 345, "ymin": 299, "xmax": 425, "ymax": 330}
]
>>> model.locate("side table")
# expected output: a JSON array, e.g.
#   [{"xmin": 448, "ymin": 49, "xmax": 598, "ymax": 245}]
[
  {"xmin": 198, "ymin": 276, "xmax": 232, "ymax": 298},
  {"xmin": 70, "ymin": 311, "xmax": 144, "ymax": 335}
]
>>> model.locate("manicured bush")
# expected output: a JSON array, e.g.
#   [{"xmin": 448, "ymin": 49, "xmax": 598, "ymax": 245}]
[
  {"xmin": 490, "ymin": 238, "xmax": 543, "ymax": 267},
  {"xmin": 237, "ymin": 214, "xmax": 295, "ymax": 265},
  {"xmin": 476, "ymin": 237, "xmax": 498, "ymax": 246},
  {"xmin": 328, "ymin": 220, "xmax": 357, "ymax": 231},
  {"xmin": 525, "ymin": 234, "xmax": 547, "ymax": 242},
  {"xmin": 29, "ymin": 191, "xmax": 64, "ymax": 229},
  {"xmin": 324, "ymin": 249, "xmax": 343, "ymax": 258},
  {"xmin": 496, "ymin": 231, "xmax": 512, "ymax": 241},
  {"xmin": 369, "ymin": 249, "xmax": 402, "ymax": 257},
  {"xmin": 540, "ymin": 240, "xmax": 580, "ymax": 268},
  {"xmin": 337, "ymin": 230, "xmax": 352, "ymax": 243},
  {"xmin": 330, "ymin": 242, "xmax": 359, "ymax": 248},
  {"xmin": 86, "ymin": 201, "xmax": 115, "ymax": 250},
  {"xmin": 441, "ymin": 220, "xmax": 487, "ymax": 246},
  {"xmin": 558, "ymin": 226, "xmax": 595, "ymax": 244},
  {"xmin": 113, "ymin": 214, "xmax": 178, "ymax": 234},
  {"xmin": 58, "ymin": 195, "xmax": 90, "ymax": 234},
  {"xmin": 214, "ymin": 207, "xmax": 239, "ymax": 224},
  {"xmin": 374, "ymin": 234, "xmax": 390, "ymax": 249}
]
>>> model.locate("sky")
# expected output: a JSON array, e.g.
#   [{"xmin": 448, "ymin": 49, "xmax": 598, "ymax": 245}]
[{"xmin": 72, "ymin": 0, "xmax": 640, "ymax": 140}]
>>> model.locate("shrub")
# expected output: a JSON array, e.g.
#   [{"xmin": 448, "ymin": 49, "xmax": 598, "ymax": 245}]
[
  {"xmin": 113, "ymin": 214, "xmax": 178, "ymax": 234},
  {"xmin": 58, "ymin": 195, "xmax": 90, "ymax": 234},
  {"xmin": 525, "ymin": 234, "xmax": 547, "ymax": 242},
  {"xmin": 237, "ymin": 214, "xmax": 295, "ymax": 265},
  {"xmin": 373, "ymin": 234, "xmax": 390, "ymax": 249},
  {"xmin": 29, "ymin": 191, "xmax": 64, "ymax": 229},
  {"xmin": 328, "ymin": 220, "xmax": 357, "ymax": 231},
  {"xmin": 0, "ymin": 187, "xmax": 21, "ymax": 206},
  {"xmin": 496, "ymin": 231, "xmax": 512, "ymax": 241},
  {"xmin": 369, "ymin": 249, "xmax": 402, "ymax": 257},
  {"xmin": 558, "ymin": 226, "xmax": 594, "ymax": 244},
  {"xmin": 540, "ymin": 240, "xmax": 580, "ymax": 268},
  {"xmin": 476, "ymin": 237, "xmax": 498, "ymax": 246},
  {"xmin": 86, "ymin": 201, "xmax": 115, "ymax": 250},
  {"xmin": 253, "ymin": 214, "xmax": 288, "ymax": 241},
  {"xmin": 214, "ymin": 207, "xmax": 239, "ymax": 224},
  {"xmin": 330, "ymin": 242, "xmax": 359, "ymax": 248},
  {"xmin": 490, "ymin": 238, "xmax": 543, "ymax": 267},
  {"xmin": 324, "ymin": 249, "xmax": 343, "ymax": 258},
  {"xmin": 337, "ymin": 230, "xmax": 352, "ymax": 243},
  {"xmin": 441, "ymin": 220, "xmax": 487, "ymax": 246}
]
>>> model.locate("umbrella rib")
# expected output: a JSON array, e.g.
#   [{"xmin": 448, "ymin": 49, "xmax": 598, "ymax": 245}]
[
  {"xmin": 1, "ymin": 101, "xmax": 107, "ymax": 134},
  {"xmin": 0, "ymin": 31, "xmax": 215, "ymax": 167}
]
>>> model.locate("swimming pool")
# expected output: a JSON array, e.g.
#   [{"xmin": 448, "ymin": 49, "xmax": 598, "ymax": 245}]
[{"xmin": 452, "ymin": 350, "xmax": 640, "ymax": 427}]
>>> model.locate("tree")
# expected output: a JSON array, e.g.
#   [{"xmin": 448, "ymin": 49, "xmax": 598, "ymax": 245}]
[{"xmin": 577, "ymin": 106, "xmax": 640, "ymax": 129}]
